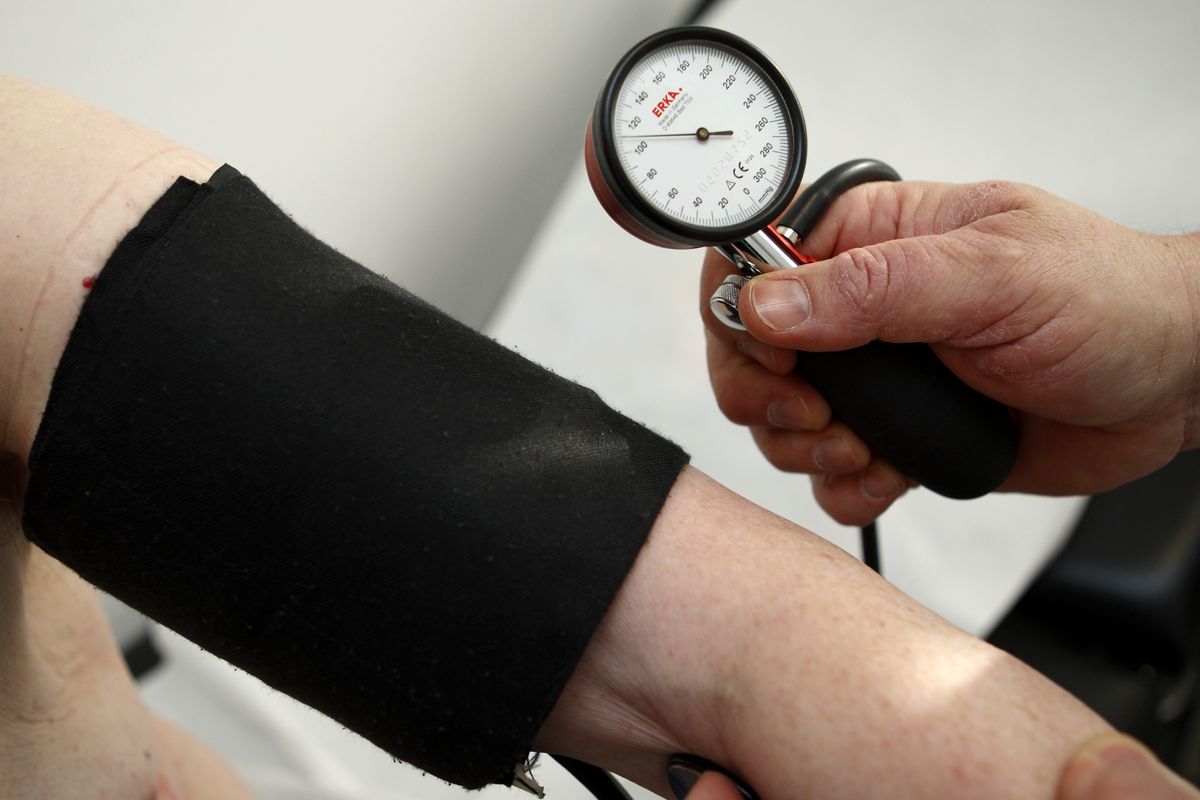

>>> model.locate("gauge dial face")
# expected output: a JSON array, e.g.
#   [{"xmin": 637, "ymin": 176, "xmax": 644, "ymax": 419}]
[{"xmin": 610, "ymin": 39, "xmax": 794, "ymax": 231}]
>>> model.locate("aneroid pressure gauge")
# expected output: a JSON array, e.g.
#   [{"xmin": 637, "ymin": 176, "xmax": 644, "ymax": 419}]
[
  {"xmin": 582, "ymin": 26, "xmax": 1018, "ymax": 503},
  {"xmin": 586, "ymin": 26, "xmax": 805, "ymax": 249}
]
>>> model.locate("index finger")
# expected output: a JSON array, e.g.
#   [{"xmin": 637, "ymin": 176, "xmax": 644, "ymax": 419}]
[{"xmin": 796, "ymin": 179, "xmax": 1035, "ymax": 260}]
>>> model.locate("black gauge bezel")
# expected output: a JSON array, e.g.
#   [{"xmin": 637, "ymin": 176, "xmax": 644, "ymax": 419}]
[{"xmin": 591, "ymin": 26, "xmax": 807, "ymax": 248}]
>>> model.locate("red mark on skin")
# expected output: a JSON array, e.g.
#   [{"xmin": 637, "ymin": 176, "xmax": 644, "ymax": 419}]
[
  {"xmin": 154, "ymin": 775, "xmax": 181, "ymax": 800},
  {"xmin": 82, "ymin": 276, "xmax": 96, "ymax": 289}
]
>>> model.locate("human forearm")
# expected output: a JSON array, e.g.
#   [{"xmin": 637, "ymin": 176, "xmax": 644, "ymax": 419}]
[
  {"xmin": 538, "ymin": 466, "xmax": 1111, "ymax": 798},
  {"xmin": 5, "ymin": 76, "xmax": 690, "ymax": 789}
]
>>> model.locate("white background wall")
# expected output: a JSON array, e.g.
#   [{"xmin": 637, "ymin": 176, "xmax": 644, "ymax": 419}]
[{"xmin": 1, "ymin": 0, "xmax": 694, "ymax": 326}]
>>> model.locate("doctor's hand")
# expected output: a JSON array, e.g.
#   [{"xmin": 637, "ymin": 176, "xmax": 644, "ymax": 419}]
[{"xmin": 701, "ymin": 180, "xmax": 1200, "ymax": 524}]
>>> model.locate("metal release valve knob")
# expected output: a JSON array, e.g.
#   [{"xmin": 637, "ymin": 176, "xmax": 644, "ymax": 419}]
[{"xmin": 709, "ymin": 274, "xmax": 750, "ymax": 331}]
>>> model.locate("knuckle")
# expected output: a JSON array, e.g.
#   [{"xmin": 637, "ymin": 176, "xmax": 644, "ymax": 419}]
[
  {"xmin": 830, "ymin": 246, "xmax": 893, "ymax": 320},
  {"xmin": 826, "ymin": 497, "xmax": 877, "ymax": 527},
  {"xmin": 753, "ymin": 428, "xmax": 807, "ymax": 472},
  {"xmin": 713, "ymin": 383, "xmax": 758, "ymax": 425},
  {"xmin": 812, "ymin": 473, "xmax": 883, "ymax": 526},
  {"xmin": 957, "ymin": 180, "xmax": 1038, "ymax": 220}
]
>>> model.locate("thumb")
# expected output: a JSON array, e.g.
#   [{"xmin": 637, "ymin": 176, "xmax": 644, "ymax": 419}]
[
  {"xmin": 667, "ymin": 769, "xmax": 746, "ymax": 800},
  {"xmin": 741, "ymin": 231, "xmax": 1002, "ymax": 352},
  {"xmin": 1057, "ymin": 733, "xmax": 1200, "ymax": 800}
]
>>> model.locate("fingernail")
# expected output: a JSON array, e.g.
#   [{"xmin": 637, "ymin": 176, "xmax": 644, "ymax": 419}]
[
  {"xmin": 768, "ymin": 394, "xmax": 816, "ymax": 430},
  {"xmin": 861, "ymin": 466, "xmax": 905, "ymax": 502},
  {"xmin": 749, "ymin": 278, "xmax": 811, "ymax": 331},
  {"xmin": 737, "ymin": 339, "xmax": 777, "ymax": 370},
  {"xmin": 666, "ymin": 761, "xmax": 701, "ymax": 799},
  {"xmin": 812, "ymin": 435, "xmax": 855, "ymax": 471},
  {"xmin": 1061, "ymin": 734, "xmax": 1198, "ymax": 800},
  {"xmin": 1090, "ymin": 743, "xmax": 1194, "ymax": 797}
]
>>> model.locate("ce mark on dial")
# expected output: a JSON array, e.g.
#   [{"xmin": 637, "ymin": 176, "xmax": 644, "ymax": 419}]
[{"xmin": 732, "ymin": 161, "xmax": 748, "ymax": 179}]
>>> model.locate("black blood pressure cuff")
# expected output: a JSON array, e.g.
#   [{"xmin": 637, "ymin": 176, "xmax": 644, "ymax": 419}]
[{"xmin": 22, "ymin": 166, "xmax": 688, "ymax": 788}]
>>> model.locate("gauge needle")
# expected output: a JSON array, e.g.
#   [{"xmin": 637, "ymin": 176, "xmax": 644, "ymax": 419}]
[{"xmin": 620, "ymin": 127, "xmax": 734, "ymax": 141}]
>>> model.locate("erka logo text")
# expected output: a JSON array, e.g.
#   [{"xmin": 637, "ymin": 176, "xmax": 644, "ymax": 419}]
[{"xmin": 651, "ymin": 89, "xmax": 684, "ymax": 118}]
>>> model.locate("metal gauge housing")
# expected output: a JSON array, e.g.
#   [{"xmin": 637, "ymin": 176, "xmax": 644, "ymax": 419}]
[{"xmin": 586, "ymin": 26, "xmax": 807, "ymax": 249}]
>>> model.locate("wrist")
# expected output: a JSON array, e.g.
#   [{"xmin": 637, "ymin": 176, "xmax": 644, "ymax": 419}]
[{"xmin": 1171, "ymin": 232, "xmax": 1200, "ymax": 450}]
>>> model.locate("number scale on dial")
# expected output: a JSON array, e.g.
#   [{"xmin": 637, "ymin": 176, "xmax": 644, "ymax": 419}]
[{"xmin": 612, "ymin": 42, "xmax": 791, "ymax": 229}]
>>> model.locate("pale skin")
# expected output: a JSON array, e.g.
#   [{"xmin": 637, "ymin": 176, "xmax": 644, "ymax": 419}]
[
  {"xmin": 0, "ymin": 74, "xmax": 1191, "ymax": 799},
  {"xmin": 0, "ymin": 76, "xmax": 252, "ymax": 800}
]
